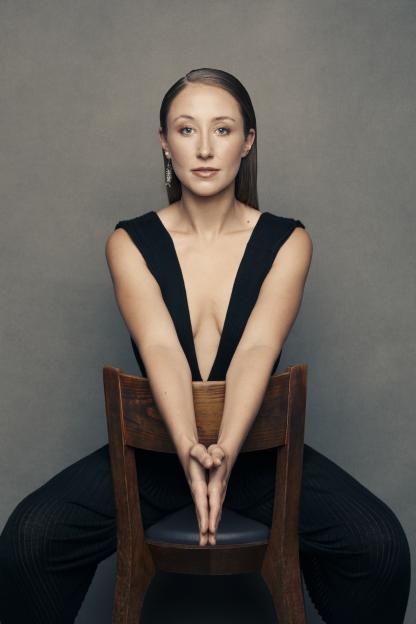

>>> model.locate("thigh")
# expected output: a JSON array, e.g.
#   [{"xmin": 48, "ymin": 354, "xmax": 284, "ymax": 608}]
[
  {"xmin": 1, "ymin": 444, "xmax": 187, "ymax": 550},
  {"xmin": 13, "ymin": 444, "xmax": 118, "ymax": 524},
  {"xmin": 134, "ymin": 448, "xmax": 193, "ymax": 515},
  {"xmin": 224, "ymin": 446, "xmax": 278, "ymax": 512},
  {"xmin": 0, "ymin": 445, "xmax": 179, "ymax": 623},
  {"xmin": 297, "ymin": 444, "xmax": 407, "ymax": 555},
  {"xmin": 224, "ymin": 442, "xmax": 405, "ymax": 547}
]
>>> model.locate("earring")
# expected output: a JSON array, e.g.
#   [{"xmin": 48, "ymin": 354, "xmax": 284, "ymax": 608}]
[{"xmin": 165, "ymin": 154, "xmax": 172, "ymax": 187}]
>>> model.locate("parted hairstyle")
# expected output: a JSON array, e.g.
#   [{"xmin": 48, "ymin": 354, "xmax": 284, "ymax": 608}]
[{"xmin": 159, "ymin": 68, "xmax": 259, "ymax": 211}]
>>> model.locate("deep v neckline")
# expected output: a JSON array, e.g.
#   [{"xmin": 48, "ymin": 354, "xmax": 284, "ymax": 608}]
[{"xmin": 151, "ymin": 210, "xmax": 267, "ymax": 382}]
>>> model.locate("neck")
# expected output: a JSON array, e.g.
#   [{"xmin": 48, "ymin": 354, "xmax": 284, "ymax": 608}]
[{"xmin": 174, "ymin": 186, "xmax": 245, "ymax": 239}]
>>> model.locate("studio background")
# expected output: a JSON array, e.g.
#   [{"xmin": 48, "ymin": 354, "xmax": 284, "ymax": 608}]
[{"xmin": 1, "ymin": 1, "xmax": 414, "ymax": 622}]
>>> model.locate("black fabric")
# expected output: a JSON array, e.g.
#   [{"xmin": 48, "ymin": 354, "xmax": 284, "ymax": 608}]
[
  {"xmin": 113, "ymin": 210, "xmax": 305, "ymax": 381},
  {"xmin": 0, "ymin": 211, "xmax": 411, "ymax": 623}
]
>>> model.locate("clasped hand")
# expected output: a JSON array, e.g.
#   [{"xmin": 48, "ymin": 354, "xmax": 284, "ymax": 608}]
[{"xmin": 187, "ymin": 443, "xmax": 229, "ymax": 546}]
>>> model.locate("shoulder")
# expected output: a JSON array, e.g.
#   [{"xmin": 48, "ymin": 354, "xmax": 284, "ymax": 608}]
[
  {"xmin": 112, "ymin": 210, "xmax": 155, "ymax": 236},
  {"xmin": 106, "ymin": 210, "xmax": 156, "ymax": 245},
  {"xmin": 264, "ymin": 212, "xmax": 312, "ymax": 250},
  {"xmin": 105, "ymin": 210, "xmax": 155, "ymax": 264},
  {"xmin": 263, "ymin": 213, "xmax": 313, "ymax": 276}
]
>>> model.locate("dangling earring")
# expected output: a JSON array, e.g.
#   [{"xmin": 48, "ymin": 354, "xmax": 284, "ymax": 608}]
[{"xmin": 165, "ymin": 152, "xmax": 172, "ymax": 187}]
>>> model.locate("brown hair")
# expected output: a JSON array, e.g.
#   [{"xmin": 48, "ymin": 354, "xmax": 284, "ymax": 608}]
[{"xmin": 159, "ymin": 68, "xmax": 259, "ymax": 210}]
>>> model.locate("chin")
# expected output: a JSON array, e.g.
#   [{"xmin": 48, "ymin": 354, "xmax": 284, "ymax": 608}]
[
  {"xmin": 183, "ymin": 175, "xmax": 234, "ymax": 196},
  {"xmin": 193, "ymin": 185, "xmax": 227, "ymax": 198}
]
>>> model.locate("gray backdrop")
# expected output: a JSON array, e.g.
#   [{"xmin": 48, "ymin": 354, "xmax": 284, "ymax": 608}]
[{"xmin": 1, "ymin": 1, "xmax": 414, "ymax": 622}]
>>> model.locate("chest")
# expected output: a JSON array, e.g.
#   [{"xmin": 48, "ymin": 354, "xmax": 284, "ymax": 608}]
[
  {"xmin": 152, "ymin": 211, "xmax": 268, "ymax": 382},
  {"xmin": 115, "ymin": 209, "xmax": 299, "ymax": 381},
  {"xmin": 172, "ymin": 233, "xmax": 256, "ymax": 337}
]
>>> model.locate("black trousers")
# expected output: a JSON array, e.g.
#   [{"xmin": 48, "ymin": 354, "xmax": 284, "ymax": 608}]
[{"xmin": 0, "ymin": 443, "xmax": 411, "ymax": 624}]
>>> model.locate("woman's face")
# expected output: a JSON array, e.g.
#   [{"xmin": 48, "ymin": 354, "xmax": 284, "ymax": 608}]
[{"xmin": 160, "ymin": 83, "xmax": 255, "ymax": 197}]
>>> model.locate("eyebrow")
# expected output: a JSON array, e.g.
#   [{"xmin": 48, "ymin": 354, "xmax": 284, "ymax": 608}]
[{"xmin": 172, "ymin": 115, "xmax": 236, "ymax": 123}]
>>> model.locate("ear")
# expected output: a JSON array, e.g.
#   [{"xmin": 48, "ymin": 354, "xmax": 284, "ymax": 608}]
[
  {"xmin": 159, "ymin": 127, "xmax": 169, "ymax": 155},
  {"xmin": 242, "ymin": 128, "xmax": 256, "ymax": 157}
]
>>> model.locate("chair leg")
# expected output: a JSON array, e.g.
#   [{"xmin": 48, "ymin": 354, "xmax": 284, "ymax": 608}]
[
  {"xmin": 261, "ymin": 553, "xmax": 307, "ymax": 624},
  {"xmin": 112, "ymin": 544, "xmax": 156, "ymax": 624}
]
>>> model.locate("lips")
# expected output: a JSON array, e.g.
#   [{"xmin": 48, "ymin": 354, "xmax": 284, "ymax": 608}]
[
  {"xmin": 192, "ymin": 168, "xmax": 220, "ymax": 178},
  {"xmin": 192, "ymin": 168, "xmax": 219, "ymax": 171}
]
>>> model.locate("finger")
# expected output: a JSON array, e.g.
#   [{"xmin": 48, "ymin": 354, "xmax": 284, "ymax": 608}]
[
  {"xmin": 207, "ymin": 444, "xmax": 225, "ymax": 466},
  {"xmin": 190, "ymin": 443, "xmax": 214, "ymax": 469},
  {"xmin": 194, "ymin": 485, "xmax": 209, "ymax": 545},
  {"xmin": 208, "ymin": 487, "xmax": 222, "ymax": 534},
  {"xmin": 209, "ymin": 500, "xmax": 224, "ymax": 545},
  {"xmin": 196, "ymin": 504, "xmax": 209, "ymax": 546},
  {"xmin": 208, "ymin": 508, "xmax": 222, "ymax": 545}
]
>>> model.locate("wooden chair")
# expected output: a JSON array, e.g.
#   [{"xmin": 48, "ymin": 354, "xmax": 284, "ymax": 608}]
[{"xmin": 103, "ymin": 362, "xmax": 308, "ymax": 624}]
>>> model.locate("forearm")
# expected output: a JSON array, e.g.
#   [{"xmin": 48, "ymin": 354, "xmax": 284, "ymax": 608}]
[
  {"xmin": 217, "ymin": 345, "xmax": 279, "ymax": 478},
  {"xmin": 141, "ymin": 344, "xmax": 198, "ymax": 480}
]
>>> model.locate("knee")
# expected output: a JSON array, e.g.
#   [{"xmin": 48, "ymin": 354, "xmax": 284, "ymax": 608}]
[
  {"xmin": 360, "ymin": 504, "xmax": 411, "ymax": 579},
  {"xmin": 0, "ymin": 494, "xmax": 53, "ymax": 576},
  {"xmin": 383, "ymin": 507, "xmax": 410, "ymax": 575}
]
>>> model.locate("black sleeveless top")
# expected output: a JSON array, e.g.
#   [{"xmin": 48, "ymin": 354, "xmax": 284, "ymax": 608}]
[
  {"xmin": 113, "ymin": 210, "xmax": 306, "ymax": 506},
  {"xmin": 114, "ymin": 210, "xmax": 305, "ymax": 382}
]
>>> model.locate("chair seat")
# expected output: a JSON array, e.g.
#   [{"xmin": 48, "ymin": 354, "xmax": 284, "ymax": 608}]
[{"xmin": 144, "ymin": 503, "xmax": 270, "ymax": 545}]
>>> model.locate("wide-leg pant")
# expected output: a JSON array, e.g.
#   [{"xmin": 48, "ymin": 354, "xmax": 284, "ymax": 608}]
[{"xmin": 0, "ymin": 442, "xmax": 411, "ymax": 624}]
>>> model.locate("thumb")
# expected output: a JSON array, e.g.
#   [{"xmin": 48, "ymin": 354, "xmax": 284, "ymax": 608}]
[
  {"xmin": 189, "ymin": 443, "xmax": 214, "ymax": 469},
  {"xmin": 207, "ymin": 444, "xmax": 226, "ymax": 466}
]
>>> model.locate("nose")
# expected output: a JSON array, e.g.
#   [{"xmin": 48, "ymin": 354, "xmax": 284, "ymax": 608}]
[{"xmin": 197, "ymin": 129, "xmax": 213, "ymax": 158}]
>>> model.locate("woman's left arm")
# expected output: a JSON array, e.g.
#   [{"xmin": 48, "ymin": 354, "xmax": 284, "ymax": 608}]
[{"xmin": 217, "ymin": 226, "xmax": 313, "ymax": 479}]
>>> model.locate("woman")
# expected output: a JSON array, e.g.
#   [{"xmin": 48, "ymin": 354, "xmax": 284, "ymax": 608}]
[{"xmin": 0, "ymin": 68, "xmax": 411, "ymax": 624}]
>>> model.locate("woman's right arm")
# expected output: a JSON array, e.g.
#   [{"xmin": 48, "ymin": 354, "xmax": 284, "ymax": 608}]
[{"xmin": 105, "ymin": 227, "xmax": 199, "ymax": 477}]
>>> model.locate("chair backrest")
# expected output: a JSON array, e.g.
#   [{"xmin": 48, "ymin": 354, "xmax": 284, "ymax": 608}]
[
  {"xmin": 104, "ymin": 363, "xmax": 307, "ymax": 541},
  {"xmin": 103, "ymin": 363, "xmax": 307, "ymax": 455}
]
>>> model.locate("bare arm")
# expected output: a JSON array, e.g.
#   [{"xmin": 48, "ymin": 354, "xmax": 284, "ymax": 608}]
[
  {"xmin": 105, "ymin": 228, "xmax": 199, "ymax": 478},
  {"xmin": 217, "ymin": 226, "xmax": 313, "ymax": 477}
]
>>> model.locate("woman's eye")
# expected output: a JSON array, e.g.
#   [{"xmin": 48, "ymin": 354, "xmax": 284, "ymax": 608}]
[
  {"xmin": 179, "ymin": 126, "xmax": 231, "ymax": 136},
  {"xmin": 180, "ymin": 127, "xmax": 193, "ymax": 135}
]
